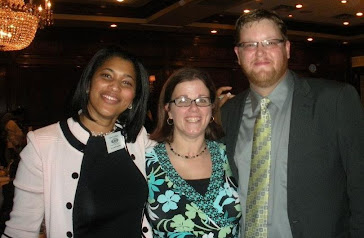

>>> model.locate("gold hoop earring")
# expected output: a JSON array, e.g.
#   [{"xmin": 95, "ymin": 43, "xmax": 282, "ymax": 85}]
[
  {"xmin": 167, "ymin": 118, "xmax": 173, "ymax": 125},
  {"xmin": 210, "ymin": 116, "xmax": 215, "ymax": 123}
]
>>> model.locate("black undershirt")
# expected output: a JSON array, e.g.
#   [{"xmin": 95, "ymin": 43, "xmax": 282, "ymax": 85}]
[
  {"xmin": 71, "ymin": 133, "xmax": 148, "ymax": 238},
  {"xmin": 186, "ymin": 178, "xmax": 210, "ymax": 195}
]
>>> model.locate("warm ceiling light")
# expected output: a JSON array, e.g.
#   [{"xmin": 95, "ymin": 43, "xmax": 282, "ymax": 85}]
[
  {"xmin": 288, "ymin": 14, "xmax": 293, "ymax": 18},
  {"xmin": 340, "ymin": 0, "xmax": 347, "ymax": 3},
  {"xmin": 356, "ymin": 12, "xmax": 363, "ymax": 17},
  {"xmin": 210, "ymin": 30, "xmax": 218, "ymax": 34},
  {"xmin": 243, "ymin": 9, "xmax": 250, "ymax": 13},
  {"xmin": 110, "ymin": 24, "xmax": 117, "ymax": 28},
  {"xmin": 307, "ymin": 37, "xmax": 313, "ymax": 41},
  {"xmin": 117, "ymin": 0, "xmax": 124, "ymax": 2},
  {"xmin": 343, "ymin": 21, "xmax": 350, "ymax": 25},
  {"xmin": 342, "ymin": 41, "xmax": 349, "ymax": 44},
  {"xmin": 0, "ymin": 0, "xmax": 53, "ymax": 51},
  {"xmin": 149, "ymin": 75, "xmax": 156, "ymax": 83},
  {"xmin": 295, "ymin": 4, "xmax": 303, "ymax": 9}
]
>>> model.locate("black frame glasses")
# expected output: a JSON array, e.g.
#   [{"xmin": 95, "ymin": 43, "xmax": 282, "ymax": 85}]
[{"xmin": 169, "ymin": 96, "xmax": 212, "ymax": 107}]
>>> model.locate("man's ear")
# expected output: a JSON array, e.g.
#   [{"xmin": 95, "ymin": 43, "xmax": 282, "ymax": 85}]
[
  {"xmin": 285, "ymin": 40, "xmax": 291, "ymax": 59},
  {"xmin": 234, "ymin": 46, "xmax": 242, "ymax": 65}
]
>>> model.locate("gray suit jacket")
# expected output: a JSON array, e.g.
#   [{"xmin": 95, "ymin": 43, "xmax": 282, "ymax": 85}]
[{"xmin": 221, "ymin": 71, "xmax": 364, "ymax": 238}]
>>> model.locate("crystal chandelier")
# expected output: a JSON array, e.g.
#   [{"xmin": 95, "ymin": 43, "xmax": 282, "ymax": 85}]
[{"xmin": 0, "ymin": 0, "xmax": 53, "ymax": 51}]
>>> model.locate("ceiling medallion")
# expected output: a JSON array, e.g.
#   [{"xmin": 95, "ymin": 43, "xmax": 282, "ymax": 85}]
[{"xmin": 0, "ymin": 0, "xmax": 53, "ymax": 51}]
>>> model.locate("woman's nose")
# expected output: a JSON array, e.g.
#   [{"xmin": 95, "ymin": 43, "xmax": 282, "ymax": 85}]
[
  {"xmin": 188, "ymin": 101, "xmax": 199, "ymax": 110},
  {"xmin": 109, "ymin": 80, "xmax": 121, "ymax": 91}
]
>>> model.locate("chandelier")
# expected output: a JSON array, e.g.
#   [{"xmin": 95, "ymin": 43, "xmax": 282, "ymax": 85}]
[{"xmin": 0, "ymin": 0, "xmax": 53, "ymax": 51}]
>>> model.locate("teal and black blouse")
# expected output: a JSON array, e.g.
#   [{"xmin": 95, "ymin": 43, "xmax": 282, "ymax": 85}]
[{"xmin": 146, "ymin": 140, "xmax": 241, "ymax": 238}]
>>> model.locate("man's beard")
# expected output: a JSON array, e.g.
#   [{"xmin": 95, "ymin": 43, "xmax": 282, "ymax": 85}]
[{"xmin": 243, "ymin": 61, "xmax": 288, "ymax": 88}]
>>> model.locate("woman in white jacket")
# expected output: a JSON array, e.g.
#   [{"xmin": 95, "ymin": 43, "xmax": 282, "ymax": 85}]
[{"xmin": 3, "ymin": 46, "xmax": 153, "ymax": 238}]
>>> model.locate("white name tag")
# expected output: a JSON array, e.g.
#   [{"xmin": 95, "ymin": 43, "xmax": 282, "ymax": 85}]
[{"xmin": 105, "ymin": 131, "xmax": 125, "ymax": 154}]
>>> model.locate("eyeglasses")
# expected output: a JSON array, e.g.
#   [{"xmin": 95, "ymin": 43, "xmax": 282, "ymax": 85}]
[
  {"xmin": 236, "ymin": 39, "xmax": 285, "ymax": 51},
  {"xmin": 169, "ymin": 96, "xmax": 212, "ymax": 107}
]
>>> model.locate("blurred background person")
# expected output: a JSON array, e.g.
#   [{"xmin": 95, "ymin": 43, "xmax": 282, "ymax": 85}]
[
  {"xmin": 146, "ymin": 67, "xmax": 241, "ymax": 237},
  {"xmin": 0, "ymin": 107, "xmax": 26, "ymax": 169},
  {"xmin": 0, "ymin": 108, "xmax": 27, "ymax": 233}
]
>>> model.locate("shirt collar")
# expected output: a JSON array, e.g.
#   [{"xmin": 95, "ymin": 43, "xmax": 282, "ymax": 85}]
[{"xmin": 249, "ymin": 70, "xmax": 294, "ymax": 113}]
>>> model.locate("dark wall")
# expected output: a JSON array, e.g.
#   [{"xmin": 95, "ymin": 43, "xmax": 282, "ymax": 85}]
[{"xmin": 0, "ymin": 27, "xmax": 360, "ymax": 128}]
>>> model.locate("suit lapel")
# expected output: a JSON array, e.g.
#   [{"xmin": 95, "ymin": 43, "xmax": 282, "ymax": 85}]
[
  {"xmin": 288, "ymin": 74, "xmax": 315, "ymax": 164},
  {"xmin": 222, "ymin": 90, "xmax": 249, "ymax": 180},
  {"xmin": 287, "ymin": 74, "xmax": 315, "ymax": 215},
  {"xmin": 228, "ymin": 91, "xmax": 249, "ymax": 157}
]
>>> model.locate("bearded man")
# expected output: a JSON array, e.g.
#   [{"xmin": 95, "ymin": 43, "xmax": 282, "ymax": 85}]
[{"xmin": 220, "ymin": 9, "xmax": 364, "ymax": 238}]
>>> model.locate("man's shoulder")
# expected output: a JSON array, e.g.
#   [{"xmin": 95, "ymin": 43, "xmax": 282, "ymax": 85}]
[
  {"xmin": 294, "ymin": 72, "xmax": 347, "ymax": 90},
  {"xmin": 306, "ymin": 77, "xmax": 345, "ymax": 87},
  {"xmin": 293, "ymin": 72, "xmax": 354, "ymax": 97},
  {"xmin": 291, "ymin": 75, "xmax": 363, "ymax": 115}
]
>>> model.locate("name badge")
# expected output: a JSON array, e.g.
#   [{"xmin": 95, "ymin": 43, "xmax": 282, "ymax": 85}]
[{"xmin": 105, "ymin": 131, "xmax": 125, "ymax": 154}]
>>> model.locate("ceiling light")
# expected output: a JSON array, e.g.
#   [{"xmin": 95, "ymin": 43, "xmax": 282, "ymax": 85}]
[
  {"xmin": 295, "ymin": 4, "xmax": 303, "ymax": 9},
  {"xmin": 110, "ymin": 24, "xmax": 117, "ymax": 28},
  {"xmin": 243, "ymin": 9, "xmax": 250, "ymax": 14},
  {"xmin": 342, "ymin": 41, "xmax": 349, "ymax": 44},
  {"xmin": 288, "ymin": 14, "xmax": 293, "ymax": 18},
  {"xmin": 343, "ymin": 21, "xmax": 349, "ymax": 25},
  {"xmin": 340, "ymin": 0, "xmax": 347, "ymax": 3},
  {"xmin": 356, "ymin": 12, "xmax": 363, "ymax": 17},
  {"xmin": 307, "ymin": 37, "xmax": 313, "ymax": 42},
  {"xmin": 0, "ymin": 0, "xmax": 53, "ymax": 51},
  {"xmin": 149, "ymin": 75, "xmax": 156, "ymax": 82},
  {"xmin": 117, "ymin": 0, "xmax": 124, "ymax": 2},
  {"xmin": 210, "ymin": 30, "xmax": 218, "ymax": 34}
]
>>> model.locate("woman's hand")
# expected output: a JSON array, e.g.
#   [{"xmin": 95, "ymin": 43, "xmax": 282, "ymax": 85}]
[
  {"xmin": 216, "ymin": 86, "xmax": 234, "ymax": 108},
  {"xmin": 214, "ymin": 86, "xmax": 234, "ymax": 126}
]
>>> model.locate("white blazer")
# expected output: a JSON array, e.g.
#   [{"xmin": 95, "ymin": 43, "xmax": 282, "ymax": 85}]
[{"xmin": 3, "ymin": 117, "xmax": 154, "ymax": 238}]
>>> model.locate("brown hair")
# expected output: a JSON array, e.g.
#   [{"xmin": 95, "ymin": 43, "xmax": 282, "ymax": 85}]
[
  {"xmin": 235, "ymin": 9, "xmax": 288, "ymax": 45},
  {"xmin": 149, "ymin": 67, "xmax": 224, "ymax": 143}
]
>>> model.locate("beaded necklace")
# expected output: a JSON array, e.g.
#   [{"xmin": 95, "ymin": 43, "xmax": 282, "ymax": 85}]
[
  {"xmin": 154, "ymin": 141, "xmax": 233, "ymax": 227},
  {"xmin": 91, "ymin": 125, "xmax": 116, "ymax": 137},
  {"xmin": 168, "ymin": 142, "xmax": 207, "ymax": 159}
]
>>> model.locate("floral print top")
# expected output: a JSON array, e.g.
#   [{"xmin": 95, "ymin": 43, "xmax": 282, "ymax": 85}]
[{"xmin": 146, "ymin": 140, "xmax": 241, "ymax": 238}]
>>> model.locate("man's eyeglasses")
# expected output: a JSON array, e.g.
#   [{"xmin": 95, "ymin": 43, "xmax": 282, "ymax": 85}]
[
  {"xmin": 236, "ymin": 39, "xmax": 285, "ymax": 51},
  {"xmin": 169, "ymin": 96, "xmax": 212, "ymax": 107}
]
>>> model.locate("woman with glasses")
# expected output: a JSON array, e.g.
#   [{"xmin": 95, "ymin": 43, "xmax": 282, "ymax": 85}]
[{"xmin": 146, "ymin": 67, "xmax": 241, "ymax": 237}]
